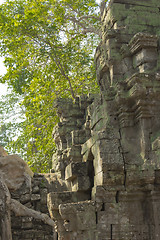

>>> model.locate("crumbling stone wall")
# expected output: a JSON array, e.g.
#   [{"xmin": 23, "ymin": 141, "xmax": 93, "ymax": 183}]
[
  {"xmin": 11, "ymin": 174, "xmax": 54, "ymax": 240},
  {"xmin": 47, "ymin": 0, "xmax": 160, "ymax": 240},
  {"xmin": 10, "ymin": 172, "xmax": 69, "ymax": 240},
  {"xmin": 0, "ymin": 151, "xmax": 55, "ymax": 240}
]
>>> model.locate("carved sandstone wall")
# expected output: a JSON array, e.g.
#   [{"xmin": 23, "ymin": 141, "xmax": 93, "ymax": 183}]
[
  {"xmin": 47, "ymin": 0, "xmax": 160, "ymax": 239},
  {"xmin": 2, "ymin": 0, "xmax": 160, "ymax": 239}
]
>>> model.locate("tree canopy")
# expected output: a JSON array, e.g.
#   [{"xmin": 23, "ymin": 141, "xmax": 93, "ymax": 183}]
[{"xmin": 0, "ymin": 0, "xmax": 107, "ymax": 172}]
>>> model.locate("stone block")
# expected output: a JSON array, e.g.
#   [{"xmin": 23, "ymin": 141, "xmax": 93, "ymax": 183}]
[
  {"xmin": 21, "ymin": 230, "xmax": 35, "ymax": 238},
  {"xmin": 71, "ymin": 129, "xmax": 87, "ymax": 145},
  {"xmin": 139, "ymin": 62, "xmax": 157, "ymax": 73},
  {"xmin": 67, "ymin": 145, "xmax": 82, "ymax": 161},
  {"xmin": 97, "ymin": 127, "xmax": 121, "ymax": 140},
  {"xmin": 20, "ymin": 194, "xmax": 31, "ymax": 204},
  {"xmin": 40, "ymin": 205, "xmax": 48, "ymax": 213},
  {"xmin": 92, "ymin": 185, "xmax": 118, "ymax": 203},
  {"xmin": 45, "ymin": 235, "xmax": 54, "ymax": 240},
  {"xmin": 59, "ymin": 201, "xmax": 96, "ymax": 231},
  {"xmin": 133, "ymin": 48, "xmax": 158, "ymax": 68},
  {"xmin": 152, "ymin": 137, "xmax": 160, "ymax": 151},
  {"xmin": 125, "ymin": 169, "xmax": 155, "ymax": 188},
  {"xmin": 155, "ymin": 170, "xmax": 160, "ymax": 184},
  {"xmin": 93, "ymin": 153, "xmax": 124, "ymax": 175},
  {"xmin": 65, "ymin": 162, "xmax": 88, "ymax": 181},
  {"xmin": 81, "ymin": 137, "xmax": 96, "ymax": 155},
  {"xmin": 32, "ymin": 185, "xmax": 40, "ymax": 193},
  {"xmin": 31, "ymin": 194, "xmax": 41, "ymax": 202},
  {"xmin": 94, "ymin": 170, "xmax": 124, "ymax": 186},
  {"xmin": 47, "ymin": 191, "xmax": 89, "ymax": 211},
  {"xmin": 22, "ymin": 217, "xmax": 33, "ymax": 229},
  {"xmin": 11, "ymin": 216, "xmax": 22, "ymax": 229},
  {"xmin": 92, "ymin": 139, "xmax": 120, "ymax": 156},
  {"xmin": 98, "ymin": 209, "xmax": 119, "ymax": 225},
  {"xmin": 71, "ymin": 176, "xmax": 91, "ymax": 192},
  {"xmin": 114, "ymin": 0, "xmax": 159, "ymax": 7},
  {"xmin": 76, "ymin": 118, "xmax": 85, "ymax": 128},
  {"xmin": 64, "ymin": 230, "xmax": 98, "ymax": 240},
  {"xmin": 90, "ymin": 104, "xmax": 106, "ymax": 130},
  {"xmin": 130, "ymin": 33, "xmax": 158, "ymax": 54},
  {"xmin": 40, "ymin": 188, "xmax": 48, "ymax": 205}
]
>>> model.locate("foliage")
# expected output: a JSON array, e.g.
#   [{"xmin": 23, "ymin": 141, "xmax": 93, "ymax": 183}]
[
  {"xmin": 0, "ymin": 91, "xmax": 23, "ymax": 146},
  {"xmin": 0, "ymin": 0, "xmax": 104, "ymax": 172}
]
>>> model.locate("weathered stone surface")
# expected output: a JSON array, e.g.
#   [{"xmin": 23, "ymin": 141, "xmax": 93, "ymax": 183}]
[
  {"xmin": 65, "ymin": 162, "xmax": 88, "ymax": 181},
  {"xmin": 0, "ymin": 154, "xmax": 33, "ymax": 191},
  {"xmin": 20, "ymin": 194, "xmax": 31, "ymax": 204},
  {"xmin": 0, "ymin": 161, "xmax": 56, "ymax": 240},
  {"xmin": 46, "ymin": 1, "xmax": 160, "ymax": 239},
  {"xmin": 59, "ymin": 201, "xmax": 96, "ymax": 231},
  {"xmin": 71, "ymin": 176, "xmax": 91, "ymax": 192},
  {"xmin": 47, "ymin": 191, "xmax": 89, "ymax": 211}
]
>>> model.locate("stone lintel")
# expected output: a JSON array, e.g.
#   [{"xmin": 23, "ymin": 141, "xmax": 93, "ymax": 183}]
[{"xmin": 129, "ymin": 33, "xmax": 158, "ymax": 55}]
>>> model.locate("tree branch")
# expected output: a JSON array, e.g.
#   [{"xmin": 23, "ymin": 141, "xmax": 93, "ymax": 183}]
[
  {"xmin": 47, "ymin": 43, "xmax": 76, "ymax": 99},
  {"xmin": 100, "ymin": 0, "xmax": 108, "ymax": 16},
  {"xmin": 10, "ymin": 199, "xmax": 55, "ymax": 228},
  {"xmin": 65, "ymin": 15, "xmax": 100, "ymax": 36}
]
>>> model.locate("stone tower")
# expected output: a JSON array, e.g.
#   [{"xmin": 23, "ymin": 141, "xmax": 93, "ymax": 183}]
[{"xmin": 48, "ymin": 0, "xmax": 160, "ymax": 239}]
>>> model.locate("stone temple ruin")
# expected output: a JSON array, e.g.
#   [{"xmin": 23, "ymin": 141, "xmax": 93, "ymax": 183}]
[{"xmin": 1, "ymin": 0, "xmax": 160, "ymax": 239}]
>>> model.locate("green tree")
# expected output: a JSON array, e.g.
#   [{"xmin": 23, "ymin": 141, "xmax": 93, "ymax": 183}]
[
  {"xmin": 0, "ymin": 90, "xmax": 25, "ymax": 151},
  {"xmin": 0, "ymin": 0, "xmax": 107, "ymax": 172}
]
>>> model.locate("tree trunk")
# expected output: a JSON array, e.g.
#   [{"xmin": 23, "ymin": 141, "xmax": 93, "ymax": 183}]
[
  {"xmin": 0, "ymin": 175, "xmax": 12, "ymax": 240},
  {"xmin": 0, "ymin": 173, "xmax": 54, "ymax": 239},
  {"xmin": 11, "ymin": 199, "xmax": 55, "ymax": 227}
]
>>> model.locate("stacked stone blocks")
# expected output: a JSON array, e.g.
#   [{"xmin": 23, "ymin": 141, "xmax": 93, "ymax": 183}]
[{"xmin": 48, "ymin": 0, "xmax": 160, "ymax": 239}]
